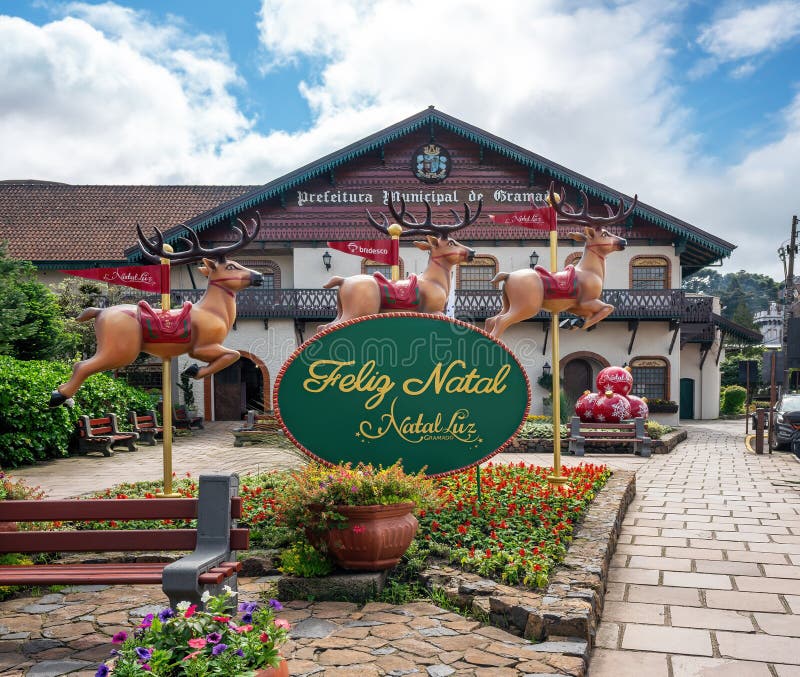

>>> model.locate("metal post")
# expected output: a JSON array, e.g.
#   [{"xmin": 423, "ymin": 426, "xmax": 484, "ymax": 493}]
[
  {"xmin": 782, "ymin": 215, "xmax": 798, "ymax": 391},
  {"xmin": 745, "ymin": 364, "xmax": 751, "ymax": 435},
  {"xmin": 547, "ymin": 225, "xmax": 567, "ymax": 486},
  {"xmin": 769, "ymin": 350, "xmax": 777, "ymax": 455},
  {"xmin": 388, "ymin": 224, "xmax": 402, "ymax": 282},
  {"xmin": 157, "ymin": 247, "xmax": 180, "ymax": 498},
  {"xmin": 755, "ymin": 408, "xmax": 764, "ymax": 455}
]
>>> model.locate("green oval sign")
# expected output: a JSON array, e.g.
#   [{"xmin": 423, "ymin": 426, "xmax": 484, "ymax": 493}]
[{"xmin": 274, "ymin": 314, "xmax": 530, "ymax": 476}]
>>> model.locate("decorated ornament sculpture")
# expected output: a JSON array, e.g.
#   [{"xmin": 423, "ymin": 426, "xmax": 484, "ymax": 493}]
[
  {"xmin": 575, "ymin": 365, "xmax": 649, "ymax": 423},
  {"xmin": 484, "ymin": 183, "xmax": 637, "ymax": 339},
  {"xmin": 317, "ymin": 198, "xmax": 481, "ymax": 332},
  {"xmin": 48, "ymin": 216, "xmax": 263, "ymax": 408}
]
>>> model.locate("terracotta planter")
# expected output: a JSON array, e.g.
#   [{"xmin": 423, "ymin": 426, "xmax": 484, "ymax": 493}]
[
  {"xmin": 255, "ymin": 659, "xmax": 289, "ymax": 677},
  {"xmin": 319, "ymin": 502, "xmax": 418, "ymax": 571}
]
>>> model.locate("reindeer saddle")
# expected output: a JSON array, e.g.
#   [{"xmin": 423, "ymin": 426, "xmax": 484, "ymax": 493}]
[
  {"xmin": 138, "ymin": 301, "xmax": 193, "ymax": 343},
  {"xmin": 373, "ymin": 273, "xmax": 421, "ymax": 310},
  {"xmin": 535, "ymin": 264, "xmax": 578, "ymax": 301}
]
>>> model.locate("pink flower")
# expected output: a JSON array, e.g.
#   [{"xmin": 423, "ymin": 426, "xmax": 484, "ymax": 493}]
[
  {"xmin": 352, "ymin": 524, "xmax": 365, "ymax": 534},
  {"xmin": 182, "ymin": 650, "xmax": 203, "ymax": 661},
  {"xmin": 111, "ymin": 631, "xmax": 127, "ymax": 643},
  {"xmin": 187, "ymin": 638, "xmax": 207, "ymax": 649},
  {"xmin": 233, "ymin": 624, "xmax": 253, "ymax": 633},
  {"xmin": 274, "ymin": 618, "xmax": 291, "ymax": 630},
  {"xmin": 184, "ymin": 604, "xmax": 198, "ymax": 618}
]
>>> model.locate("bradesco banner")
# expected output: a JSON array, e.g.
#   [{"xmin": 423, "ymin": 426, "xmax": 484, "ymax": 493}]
[{"xmin": 274, "ymin": 314, "xmax": 530, "ymax": 476}]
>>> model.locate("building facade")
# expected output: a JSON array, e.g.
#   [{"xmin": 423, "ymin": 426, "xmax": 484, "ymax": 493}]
[{"xmin": 0, "ymin": 108, "xmax": 761, "ymax": 423}]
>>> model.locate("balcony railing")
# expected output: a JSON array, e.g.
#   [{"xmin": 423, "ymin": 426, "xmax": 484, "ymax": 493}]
[{"xmin": 107, "ymin": 287, "xmax": 712, "ymax": 323}]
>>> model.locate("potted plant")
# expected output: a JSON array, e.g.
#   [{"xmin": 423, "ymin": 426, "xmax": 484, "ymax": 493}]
[
  {"xmin": 0, "ymin": 472, "xmax": 45, "ymax": 532},
  {"xmin": 278, "ymin": 460, "xmax": 436, "ymax": 571},
  {"xmin": 94, "ymin": 587, "xmax": 290, "ymax": 677}
]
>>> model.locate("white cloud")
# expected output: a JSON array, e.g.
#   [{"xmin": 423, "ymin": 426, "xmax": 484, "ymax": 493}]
[
  {"xmin": 1, "ymin": 0, "xmax": 798, "ymax": 280},
  {"xmin": 698, "ymin": 1, "xmax": 800, "ymax": 62}
]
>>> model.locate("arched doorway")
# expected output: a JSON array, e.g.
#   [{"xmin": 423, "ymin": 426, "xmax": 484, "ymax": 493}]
[
  {"xmin": 561, "ymin": 351, "xmax": 610, "ymax": 405},
  {"xmin": 208, "ymin": 352, "xmax": 269, "ymax": 421}
]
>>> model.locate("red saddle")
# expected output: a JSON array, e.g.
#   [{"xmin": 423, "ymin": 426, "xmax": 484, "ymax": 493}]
[
  {"xmin": 373, "ymin": 273, "xmax": 420, "ymax": 310},
  {"xmin": 535, "ymin": 264, "xmax": 578, "ymax": 300},
  {"xmin": 138, "ymin": 301, "xmax": 192, "ymax": 343}
]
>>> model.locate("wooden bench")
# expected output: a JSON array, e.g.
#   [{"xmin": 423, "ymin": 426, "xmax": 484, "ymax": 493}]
[
  {"xmin": 75, "ymin": 414, "xmax": 138, "ymax": 456},
  {"xmin": 568, "ymin": 416, "xmax": 652, "ymax": 457},
  {"xmin": 174, "ymin": 406, "xmax": 204, "ymax": 431},
  {"xmin": 233, "ymin": 410, "xmax": 284, "ymax": 447},
  {"xmin": 0, "ymin": 473, "xmax": 247, "ymax": 608},
  {"xmin": 127, "ymin": 409, "xmax": 164, "ymax": 446}
]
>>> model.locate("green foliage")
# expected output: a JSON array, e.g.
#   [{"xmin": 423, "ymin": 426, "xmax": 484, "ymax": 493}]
[
  {"xmin": 682, "ymin": 268, "xmax": 779, "ymax": 322},
  {"xmin": 0, "ymin": 356, "xmax": 158, "ymax": 468},
  {"xmin": 644, "ymin": 421, "xmax": 674, "ymax": 440},
  {"xmin": 537, "ymin": 372, "xmax": 553, "ymax": 392},
  {"xmin": 720, "ymin": 349, "xmax": 764, "ymax": 389},
  {"xmin": 517, "ymin": 422, "xmax": 569, "ymax": 439},
  {"xmin": 178, "ymin": 373, "xmax": 196, "ymax": 410},
  {"xmin": 720, "ymin": 385, "xmax": 748, "ymax": 414},
  {"xmin": 279, "ymin": 541, "xmax": 334, "ymax": 578},
  {"xmin": 0, "ymin": 245, "xmax": 79, "ymax": 360}
]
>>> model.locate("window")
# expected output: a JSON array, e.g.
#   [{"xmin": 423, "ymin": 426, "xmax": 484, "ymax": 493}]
[
  {"xmin": 630, "ymin": 256, "xmax": 669, "ymax": 290},
  {"xmin": 236, "ymin": 259, "xmax": 279, "ymax": 290},
  {"xmin": 362, "ymin": 259, "xmax": 404, "ymax": 278},
  {"xmin": 457, "ymin": 256, "xmax": 497, "ymax": 290},
  {"xmin": 630, "ymin": 357, "xmax": 669, "ymax": 400},
  {"xmin": 564, "ymin": 252, "xmax": 582, "ymax": 267}
]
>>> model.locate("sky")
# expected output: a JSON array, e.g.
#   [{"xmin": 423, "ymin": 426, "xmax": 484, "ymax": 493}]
[{"xmin": 2, "ymin": 0, "xmax": 800, "ymax": 282}]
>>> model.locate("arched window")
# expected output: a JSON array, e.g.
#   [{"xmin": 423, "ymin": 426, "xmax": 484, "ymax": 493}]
[
  {"xmin": 630, "ymin": 357, "xmax": 670, "ymax": 400},
  {"xmin": 630, "ymin": 256, "xmax": 670, "ymax": 290},
  {"xmin": 564, "ymin": 252, "xmax": 582, "ymax": 267},
  {"xmin": 235, "ymin": 259, "xmax": 280, "ymax": 290},
  {"xmin": 457, "ymin": 256, "xmax": 498, "ymax": 290}
]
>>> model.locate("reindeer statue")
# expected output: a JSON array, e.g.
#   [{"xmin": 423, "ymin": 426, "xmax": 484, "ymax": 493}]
[
  {"xmin": 484, "ymin": 184, "xmax": 637, "ymax": 339},
  {"xmin": 317, "ymin": 198, "xmax": 481, "ymax": 332},
  {"xmin": 48, "ymin": 215, "xmax": 263, "ymax": 407}
]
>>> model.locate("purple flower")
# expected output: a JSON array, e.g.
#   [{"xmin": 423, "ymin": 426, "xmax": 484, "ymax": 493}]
[
  {"xmin": 350, "ymin": 485, "xmax": 358, "ymax": 493},
  {"xmin": 235, "ymin": 649, "xmax": 244, "ymax": 657},
  {"xmin": 158, "ymin": 608, "xmax": 175, "ymax": 622},
  {"xmin": 268, "ymin": 599, "xmax": 283, "ymax": 611},
  {"xmin": 135, "ymin": 647, "xmax": 152, "ymax": 661},
  {"xmin": 139, "ymin": 613, "xmax": 154, "ymax": 629},
  {"xmin": 95, "ymin": 665, "xmax": 110, "ymax": 677},
  {"xmin": 111, "ymin": 631, "xmax": 127, "ymax": 643},
  {"xmin": 211, "ymin": 643, "xmax": 228, "ymax": 655},
  {"xmin": 206, "ymin": 632, "xmax": 222, "ymax": 644}
]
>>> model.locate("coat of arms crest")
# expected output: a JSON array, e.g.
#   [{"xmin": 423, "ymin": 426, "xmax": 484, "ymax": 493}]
[{"xmin": 412, "ymin": 143, "xmax": 450, "ymax": 183}]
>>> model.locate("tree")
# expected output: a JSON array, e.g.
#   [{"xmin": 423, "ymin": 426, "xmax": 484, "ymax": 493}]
[
  {"xmin": 683, "ymin": 268, "xmax": 780, "ymax": 322},
  {"xmin": 0, "ymin": 244, "xmax": 80, "ymax": 360}
]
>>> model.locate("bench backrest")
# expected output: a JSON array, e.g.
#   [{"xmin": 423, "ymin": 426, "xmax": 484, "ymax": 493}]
[
  {"xmin": 128, "ymin": 409, "xmax": 160, "ymax": 430},
  {"xmin": 570, "ymin": 416, "xmax": 648, "ymax": 437},
  {"xmin": 0, "ymin": 477, "xmax": 247, "ymax": 554}
]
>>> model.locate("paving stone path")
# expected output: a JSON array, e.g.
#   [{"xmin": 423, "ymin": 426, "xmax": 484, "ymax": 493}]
[{"xmin": 1, "ymin": 419, "xmax": 798, "ymax": 675}]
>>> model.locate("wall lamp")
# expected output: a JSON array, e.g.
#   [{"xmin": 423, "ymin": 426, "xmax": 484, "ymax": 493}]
[
  {"xmin": 542, "ymin": 362, "xmax": 551, "ymax": 376},
  {"xmin": 529, "ymin": 250, "xmax": 540, "ymax": 268},
  {"xmin": 322, "ymin": 251, "xmax": 332, "ymax": 271}
]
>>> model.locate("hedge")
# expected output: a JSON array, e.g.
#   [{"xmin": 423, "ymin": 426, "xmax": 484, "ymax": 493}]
[{"xmin": 0, "ymin": 356, "xmax": 158, "ymax": 468}]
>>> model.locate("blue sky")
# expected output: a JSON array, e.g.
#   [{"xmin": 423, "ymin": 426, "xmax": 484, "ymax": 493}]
[{"xmin": 2, "ymin": 1, "xmax": 800, "ymax": 279}]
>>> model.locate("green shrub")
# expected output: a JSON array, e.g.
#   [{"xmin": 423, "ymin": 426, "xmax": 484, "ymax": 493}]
[
  {"xmin": 517, "ymin": 422, "xmax": 569, "ymax": 439},
  {"xmin": 644, "ymin": 421, "xmax": 674, "ymax": 439},
  {"xmin": 0, "ymin": 357, "xmax": 158, "ymax": 468},
  {"xmin": 279, "ymin": 542, "xmax": 334, "ymax": 578},
  {"xmin": 720, "ymin": 385, "xmax": 747, "ymax": 415}
]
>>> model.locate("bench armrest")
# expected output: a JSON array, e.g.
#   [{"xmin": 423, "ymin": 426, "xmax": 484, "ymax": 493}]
[{"xmin": 162, "ymin": 473, "xmax": 240, "ymax": 608}]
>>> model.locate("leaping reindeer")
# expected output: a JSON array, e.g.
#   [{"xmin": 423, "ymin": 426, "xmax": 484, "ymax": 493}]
[
  {"xmin": 317, "ymin": 198, "xmax": 481, "ymax": 332},
  {"xmin": 484, "ymin": 184, "xmax": 637, "ymax": 339},
  {"xmin": 49, "ymin": 216, "xmax": 264, "ymax": 407}
]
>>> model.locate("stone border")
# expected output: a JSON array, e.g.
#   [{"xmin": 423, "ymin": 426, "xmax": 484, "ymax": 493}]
[
  {"xmin": 505, "ymin": 427, "xmax": 687, "ymax": 454},
  {"xmin": 417, "ymin": 470, "xmax": 636, "ymax": 674}
]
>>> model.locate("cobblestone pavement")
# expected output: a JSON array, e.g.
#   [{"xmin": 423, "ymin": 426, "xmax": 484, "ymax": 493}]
[
  {"xmin": 2, "ymin": 420, "xmax": 799, "ymax": 675},
  {"xmin": 590, "ymin": 420, "xmax": 800, "ymax": 677}
]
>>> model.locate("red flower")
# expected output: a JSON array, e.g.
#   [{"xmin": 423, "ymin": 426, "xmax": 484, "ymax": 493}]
[{"xmin": 184, "ymin": 604, "xmax": 197, "ymax": 618}]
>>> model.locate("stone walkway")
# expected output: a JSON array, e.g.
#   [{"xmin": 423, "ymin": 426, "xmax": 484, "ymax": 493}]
[{"xmin": 1, "ymin": 420, "xmax": 798, "ymax": 675}]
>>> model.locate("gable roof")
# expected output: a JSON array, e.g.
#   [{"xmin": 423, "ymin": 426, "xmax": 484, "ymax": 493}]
[
  {"xmin": 0, "ymin": 181, "xmax": 256, "ymax": 266},
  {"xmin": 148, "ymin": 106, "xmax": 734, "ymax": 274}
]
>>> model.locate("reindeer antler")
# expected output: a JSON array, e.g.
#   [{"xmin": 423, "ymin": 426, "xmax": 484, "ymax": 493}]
[
  {"xmin": 366, "ymin": 198, "xmax": 482, "ymax": 238},
  {"xmin": 547, "ymin": 182, "xmax": 637, "ymax": 228},
  {"xmin": 137, "ymin": 212, "xmax": 262, "ymax": 264}
]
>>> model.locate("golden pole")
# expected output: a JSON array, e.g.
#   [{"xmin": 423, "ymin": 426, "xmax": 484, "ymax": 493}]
[
  {"xmin": 547, "ymin": 204, "xmax": 568, "ymax": 486},
  {"xmin": 388, "ymin": 224, "xmax": 402, "ymax": 282},
  {"xmin": 157, "ymin": 245, "xmax": 181, "ymax": 498}
]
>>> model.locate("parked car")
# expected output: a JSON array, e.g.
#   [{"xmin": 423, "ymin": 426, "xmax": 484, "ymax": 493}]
[{"xmin": 753, "ymin": 393, "xmax": 800, "ymax": 450}]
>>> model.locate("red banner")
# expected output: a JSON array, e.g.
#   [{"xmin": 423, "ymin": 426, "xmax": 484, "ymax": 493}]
[
  {"xmin": 327, "ymin": 239, "xmax": 399, "ymax": 265},
  {"xmin": 61, "ymin": 264, "xmax": 168, "ymax": 294},
  {"xmin": 489, "ymin": 206, "xmax": 556, "ymax": 230}
]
